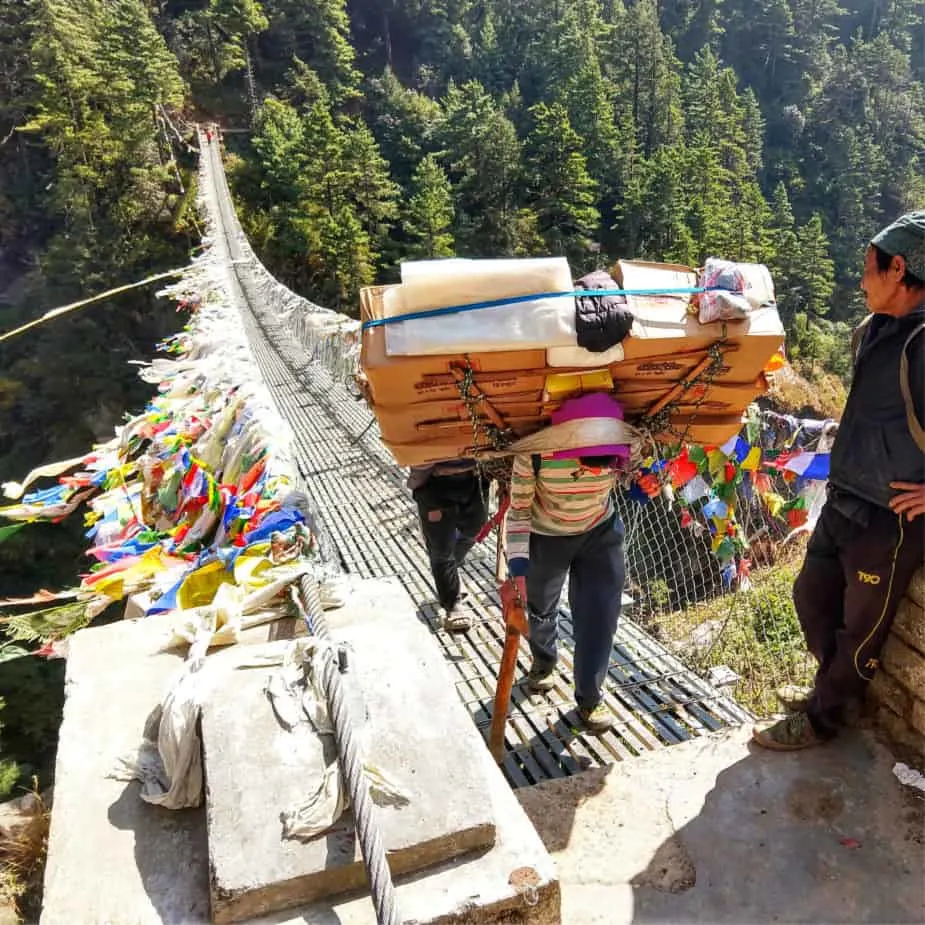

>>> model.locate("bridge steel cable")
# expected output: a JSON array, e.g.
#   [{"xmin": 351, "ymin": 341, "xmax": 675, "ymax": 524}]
[{"xmin": 198, "ymin": 131, "xmax": 402, "ymax": 925}]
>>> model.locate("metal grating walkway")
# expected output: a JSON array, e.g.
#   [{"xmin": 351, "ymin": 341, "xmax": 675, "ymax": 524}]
[{"xmin": 202, "ymin": 139, "xmax": 751, "ymax": 788}]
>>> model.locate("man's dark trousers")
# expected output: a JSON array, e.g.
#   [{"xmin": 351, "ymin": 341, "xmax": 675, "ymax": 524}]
[
  {"xmin": 527, "ymin": 514, "xmax": 626, "ymax": 710},
  {"xmin": 413, "ymin": 473, "xmax": 488, "ymax": 611},
  {"xmin": 796, "ymin": 498, "xmax": 924, "ymax": 735}
]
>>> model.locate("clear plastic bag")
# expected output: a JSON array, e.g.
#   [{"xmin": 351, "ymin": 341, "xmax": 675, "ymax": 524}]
[{"xmin": 698, "ymin": 258, "xmax": 776, "ymax": 323}]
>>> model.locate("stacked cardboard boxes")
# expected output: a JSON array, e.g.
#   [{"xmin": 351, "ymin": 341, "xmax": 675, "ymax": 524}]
[{"xmin": 360, "ymin": 260, "xmax": 785, "ymax": 467}]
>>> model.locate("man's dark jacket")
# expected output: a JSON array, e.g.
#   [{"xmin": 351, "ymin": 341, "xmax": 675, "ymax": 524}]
[{"xmin": 829, "ymin": 305, "xmax": 925, "ymax": 509}]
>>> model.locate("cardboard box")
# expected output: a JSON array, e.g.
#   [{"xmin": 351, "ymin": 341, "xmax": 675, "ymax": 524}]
[
  {"xmin": 612, "ymin": 261, "xmax": 785, "ymax": 382},
  {"xmin": 373, "ymin": 394, "xmax": 549, "ymax": 443},
  {"xmin": 608, "ymin": 347, "xmax": 728, "ymax": 382},
  {"xmin": 613, "ymin": 377, "xmax": 768, "ymax": 416},
  {"xmin": 612, "ymin": 259, "xmax": 698, "ymax": 315},
  {"xmin": 363, "ymin": 270, "xmax": 772, "ymax": 467},
  {"xmin": 360, "ymin": 285, "xmax": 549, "ymax": 406},
  {"xmin": 652, "ymin": 414, "xmax": 744, "ymax": 448},
  {"xmin": 618, "ymin": 307, "xmax": 783, "ymax": 382}
]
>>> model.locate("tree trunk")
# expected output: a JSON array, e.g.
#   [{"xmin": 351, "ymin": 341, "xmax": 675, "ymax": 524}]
[{"xmin": 382, "ymin": 7, "xmax": 393, "ymax": 68}]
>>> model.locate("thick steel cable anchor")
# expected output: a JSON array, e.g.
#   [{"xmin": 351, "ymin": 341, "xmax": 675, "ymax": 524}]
[{"xmin": 296, "ymin": 575, "xmax": 402, "ymax": 925}]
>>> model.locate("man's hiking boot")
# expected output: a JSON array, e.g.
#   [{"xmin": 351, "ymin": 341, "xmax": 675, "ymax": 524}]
[
  {"xmin": 526, "ymin": 661, "xmax": 556, "ymax": 693},
  {"xmin": 752, "ymin": 712, "xmax": 826, "ymax": 751},
  {"xmin": 776, "ymin": 684, "xmax": 813, "ymax": 713},
  {"xmin": 578, "ymin": 702, "xmax": 612, "ymax": 734}
]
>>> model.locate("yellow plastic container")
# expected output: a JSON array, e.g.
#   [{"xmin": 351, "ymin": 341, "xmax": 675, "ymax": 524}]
[{"xmin": 543, "ymin": 368, "xmax": 613, "ymax": 400}]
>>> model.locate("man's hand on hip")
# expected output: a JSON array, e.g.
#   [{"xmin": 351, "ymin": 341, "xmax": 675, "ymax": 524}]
[{"xmin": 889, "ymin": 482, "xmax": 925, "ymax": 521}]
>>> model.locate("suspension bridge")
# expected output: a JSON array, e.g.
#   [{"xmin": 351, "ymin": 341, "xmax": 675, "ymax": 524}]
[{"xmin": 34, "ymin": 132, "xmax": 925, "ymax": 925}]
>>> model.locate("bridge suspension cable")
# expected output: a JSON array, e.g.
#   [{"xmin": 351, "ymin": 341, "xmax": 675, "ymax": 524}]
[{"xmin": 0, "ymin": 265, "xmax": 190, "ymax": 345}]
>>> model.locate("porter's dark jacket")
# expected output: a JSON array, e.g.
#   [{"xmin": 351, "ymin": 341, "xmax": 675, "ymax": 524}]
[{"xmin": 829, "ymin": 305, "xmax": 925, "ymax": 509}]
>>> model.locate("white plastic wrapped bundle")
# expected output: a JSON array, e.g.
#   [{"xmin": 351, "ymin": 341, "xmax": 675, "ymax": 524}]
[
  {"xmin": 547, "ymin": 342, "xmax": 625, "ymax": 367},
  {"xmin": 383, "ymin": 257, "xmax": 578, "ymax": 356}
]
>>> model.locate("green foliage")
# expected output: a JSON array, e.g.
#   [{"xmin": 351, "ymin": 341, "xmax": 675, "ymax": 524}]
[
  {"xmin": 403, "ymin": 154, "xmax": 455, "ymax": 259},
  {"xmin": 751, "ymin": 569, "xmax": 802, "ymax": 646},
  {"xmin": 210, "ymin": 0, "xmax": 269, "ymax": 37},
  {"xmin": 522, "ymin": 102, "xmax": 599, "ymax": 266},
  {"xmin": 0, "ymin": 695, "xmax": 21, "ymax": 800},
  {"xmin": 0, "ymin": 0, "xmax": 192, "ymax": 482},
  {"xmin": 365, "ymin": 68, "xmax": 443, "ymax": 191},
  {"xmin": 260, "ymin": 0, "xmax": 360, "ymax": 104},
  {"xmin": 664, "ymin": 560, "xmax": 815, "ymax": 715},
  {"xmin": 0, "ymin": 653, "xmax": 66, "ymax": 794},
  {"xmin": 438, "ymin": 80, "xmax": 523, "ymax": 256},
  {"xmin": 239, "ymin": 90, "xmax": 399, "ymax": 309}
]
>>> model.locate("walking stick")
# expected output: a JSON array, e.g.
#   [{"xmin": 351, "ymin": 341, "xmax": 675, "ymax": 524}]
[{"xmin": 489, "ymin": 510, "xmax": 529, "ymax": 763}]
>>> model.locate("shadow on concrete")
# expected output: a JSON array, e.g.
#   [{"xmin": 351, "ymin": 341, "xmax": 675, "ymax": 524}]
[
  {"xmin": 107, "ymin": 779, "xmax": 210, "ymax": 924},
  {"xmin": 517, "ymin": 763, "xmax": 613, "ymax": 852},
  {"xmin": 630, "ymin": 732, "xmax": 925, "ymax": 924}
]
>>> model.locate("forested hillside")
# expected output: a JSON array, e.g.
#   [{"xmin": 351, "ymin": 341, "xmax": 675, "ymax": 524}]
[
  {"xmin": 0, "ymin": 0, "xmax": 196, "ymax": 482},
  {"xmin": 162, "ymin": 0, "xmax": 923, "ymax": 386}
]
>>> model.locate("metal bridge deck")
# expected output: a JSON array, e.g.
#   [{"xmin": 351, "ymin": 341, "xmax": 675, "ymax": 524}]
[{"xmin": 203, "ymin": 140, "xmax": 750, "ymax": 788}]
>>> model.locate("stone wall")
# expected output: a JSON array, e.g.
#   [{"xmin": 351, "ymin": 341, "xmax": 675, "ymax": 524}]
[{"xmin": 868, "ymin": 565, "xmax": 925, "ymax": 758}]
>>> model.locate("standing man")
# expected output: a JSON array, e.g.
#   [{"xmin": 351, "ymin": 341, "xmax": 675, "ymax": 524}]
[
  {"xmin": 755, "ymin": 211, "xmax": 925, "ymax": 750},
  {"xmin": 505, "ymin": 392, "xmax": 629, "ymax": 733},
  {"xmin": 409, "ymin": 460, "xmax": 488, "ymax": 632}
]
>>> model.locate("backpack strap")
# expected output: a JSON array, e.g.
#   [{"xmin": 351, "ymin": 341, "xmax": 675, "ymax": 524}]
[
  {"xmin": 531, "ymin": 454, "xmax": 542, "ymax": 478},
  {"xmin": 899, "ymin": 322, "xmax": 925, "ymax": 452},
  {"xmin": 850, "ymin": 313, "xmax": 874, "ymax": 365}
]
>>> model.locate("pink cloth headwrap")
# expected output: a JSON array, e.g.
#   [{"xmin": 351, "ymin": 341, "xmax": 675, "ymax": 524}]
[{"xmin": 549, "ymin": 392, "xmax": 630, "ymax": 460}]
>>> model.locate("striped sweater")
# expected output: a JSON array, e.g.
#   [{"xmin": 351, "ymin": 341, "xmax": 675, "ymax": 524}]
[{"xmin": 504, "ymin": 454, "xmax": 616, "ymax": 562}]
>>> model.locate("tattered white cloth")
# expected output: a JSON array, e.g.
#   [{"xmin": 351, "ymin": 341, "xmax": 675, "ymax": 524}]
[{"xmin": 110, "ymin": 631, "xmax": 407, "ymax": 836}]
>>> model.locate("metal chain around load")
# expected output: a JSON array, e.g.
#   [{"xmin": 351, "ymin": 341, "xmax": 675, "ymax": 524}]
[
  {"xmin": 296, "ymin": 575, "xmax": 402, "ymax": 925},
  {"xmin": 452, "ymin": 360, "xmax": 518, "ymax": 493},
  {"xmin": 454, "ymin": 361, "xmax": 514, "ymax": 454},
  {"xmin": 640, "ymin": 338, "xmax": 729, "ymax": 447}
]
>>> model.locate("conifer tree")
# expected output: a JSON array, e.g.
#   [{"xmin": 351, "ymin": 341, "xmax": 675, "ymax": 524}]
[
  {"xmin": 522, "ymin": 102, "xmax": 599, "ymax": 266},
  {"xmin": 251, "ymin": 96, "xmax": 308, "ymax": 205},
  {"xmin": 260, "ymin": 0, "xmax": 360, "ymax": 103},
  {"xmin": 767, "ymin": 182, "xmax": 800, "ymax": 324},
  {"xmin": 403, "ymin": 154, "xmax": 455, "ymax": 259},
  {"xmin": 792, "ymin": 213, "xmax": 835, "ymax": 319},
  {"xmin": 365, "ymin": 68, "xmax": 443, "ymax": 192},
  {"xmin": 438, "ymin": 80, "xmax": 522, "ymax": 255},
  {"xmin": 281, "ymin": 57, "xmax": 331, "ymax": 113},
  {"xmin": 341, "ymin": 119, "xmax": 400, "ymax": 259}
]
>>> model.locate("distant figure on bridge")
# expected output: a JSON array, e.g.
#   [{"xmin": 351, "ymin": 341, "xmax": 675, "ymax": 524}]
[
  {"xmin": 504, "ymin": 393, "xmax": 630, "ymax": 734},
  {"xmin": 409, "ymin": 460, "xmax": 488, "ymax": 633},
  {"xmin": 754, "ymin": 211, "xmax": 925, "ymax": 751},
  {"xmin": 206, "ymin": 128, "xmax": 213, "ymax": 144}
]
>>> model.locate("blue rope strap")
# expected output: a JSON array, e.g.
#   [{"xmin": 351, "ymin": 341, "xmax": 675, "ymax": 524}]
[{"xmin": 361, "ymin": 285, "xmax": 736, "ymax": 330}]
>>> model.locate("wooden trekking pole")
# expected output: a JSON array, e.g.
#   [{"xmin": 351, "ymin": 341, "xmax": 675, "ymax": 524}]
[{"xmin": 489, "ymin": 515, "xmax": 529, "ymax": 763}]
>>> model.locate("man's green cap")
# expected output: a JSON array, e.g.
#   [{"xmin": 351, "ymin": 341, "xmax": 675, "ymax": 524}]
[{"xmin": 871, "ymin": 211, "xmax": 925, "ymax": 282}]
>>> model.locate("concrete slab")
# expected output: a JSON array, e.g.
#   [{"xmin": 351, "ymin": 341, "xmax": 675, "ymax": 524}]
[
  {"xmin": 517, "ymin": 724, "xmax": 925, "ymax": 925},
  {"xmin": 41, "ymin": 612, "xmax": 211, "ymax": 925},
  {"xmin": 41, "ymin": 576, "xmax": 559, "ymax": 924},
  {"xmin": 201, "ymin": 578, "xmax": 497, "ymax": 923}
]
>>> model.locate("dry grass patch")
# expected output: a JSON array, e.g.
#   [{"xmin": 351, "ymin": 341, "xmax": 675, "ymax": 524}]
[{"xmin": 0, "ymin": 783, "xmax": 50, "ymax": 923}]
